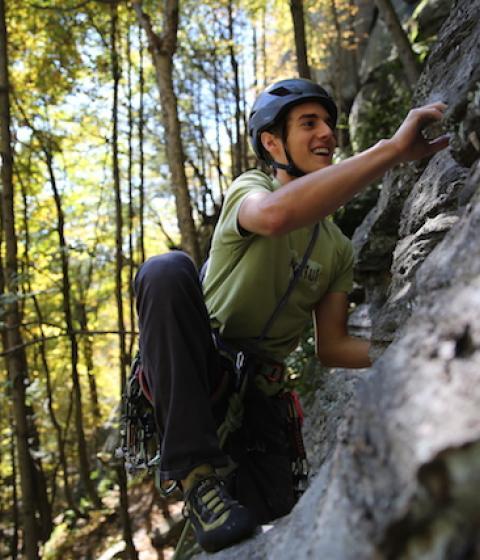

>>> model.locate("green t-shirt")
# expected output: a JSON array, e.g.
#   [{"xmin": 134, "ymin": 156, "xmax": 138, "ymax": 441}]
[{"xmin": 203, "ymin": 169, "xmax": 354, "ymax": 362}]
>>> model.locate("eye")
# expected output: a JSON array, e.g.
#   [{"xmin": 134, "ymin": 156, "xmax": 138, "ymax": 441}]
[{"xmin": 301, "ymin": 120, "xmax": 315, "ymax": 128}]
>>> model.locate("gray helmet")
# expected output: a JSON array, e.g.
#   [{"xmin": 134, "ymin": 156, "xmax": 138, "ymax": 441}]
[{"xmin": 248, "ymin": 78, "xmax": 338, "ymax": 163}]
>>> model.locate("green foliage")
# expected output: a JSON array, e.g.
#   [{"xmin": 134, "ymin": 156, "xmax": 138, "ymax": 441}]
[
  {"xmin": 97, "ymin": 472, "xmax": 116, "ymax": 496},
  {"xmin": 42, "ymin": 521, "xmax": 70, "ymax": 560},
  {"xmin": 285, "ymin": 326, "xmax": 326, "ymax": 401}
]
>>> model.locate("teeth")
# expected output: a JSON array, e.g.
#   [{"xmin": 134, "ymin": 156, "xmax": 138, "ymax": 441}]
[{"xmin": 312, "ymin": 148, "xmax": 329, "ymax": 155}]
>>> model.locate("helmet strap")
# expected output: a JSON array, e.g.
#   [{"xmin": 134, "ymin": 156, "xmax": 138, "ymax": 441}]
[
  {"xmin": 270, "ymin": 121, "xmax": 306, "ymax": 178},
  {"xmin": 271, "ymin": 160, "xmax": 305, "ymax": 177}
]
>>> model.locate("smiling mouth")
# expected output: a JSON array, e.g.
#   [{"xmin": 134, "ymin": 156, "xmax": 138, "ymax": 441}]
[{"xmin": 311, "ymin": 147, "xmax": 330, "ymax": 156}]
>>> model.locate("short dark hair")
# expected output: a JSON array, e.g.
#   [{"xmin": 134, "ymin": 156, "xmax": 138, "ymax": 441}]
[{"xmin": 261, "ymin": 118, "xmax": 286, "ymax": 165}]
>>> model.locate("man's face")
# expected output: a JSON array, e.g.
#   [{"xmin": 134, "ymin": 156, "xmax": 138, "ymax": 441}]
[{"xmin": 284, "ymin": 101, "xmax": 336, "ymax": 174}]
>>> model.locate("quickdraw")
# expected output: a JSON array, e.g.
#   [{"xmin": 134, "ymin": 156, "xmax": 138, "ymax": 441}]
[
  {"xmin": 115, "ymin": 354, "xmax": 177, "ymax": 497},
  {"xmin": 281, "ymin": 390, "xmax": 309, "ymax": 499}
]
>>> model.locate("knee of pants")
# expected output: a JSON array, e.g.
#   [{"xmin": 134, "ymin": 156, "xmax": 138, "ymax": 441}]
[{"xmin": 134, "ymin": 251, "xmax": 197, "ymax": 298}]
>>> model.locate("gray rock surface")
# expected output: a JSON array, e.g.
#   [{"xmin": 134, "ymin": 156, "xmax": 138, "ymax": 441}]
[
  {"xmin": 413, "ymin": 0, "xmax": 455, "ymax": 41},
  {"xmin": 198, "ymin": 1, "xmax": 480, "ymax": 558}
]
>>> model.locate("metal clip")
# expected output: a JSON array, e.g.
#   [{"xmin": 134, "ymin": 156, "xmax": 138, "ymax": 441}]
[{"xmin": 235, "ymin": 351, "xmax": 245, "ymax": 371}]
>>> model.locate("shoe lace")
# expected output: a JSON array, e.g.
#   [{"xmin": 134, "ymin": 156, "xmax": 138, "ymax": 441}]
[{"xmin": 183, "ymin": 476, "xmax": 235, "ymax": 522}]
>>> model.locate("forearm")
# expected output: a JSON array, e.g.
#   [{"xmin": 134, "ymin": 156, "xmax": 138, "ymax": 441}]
[
  {"xmin": 317, "ymin": 336, "xmax": 371, "ymax": 369},
  {"xmin": 261, "ymin": 139, "xmax": 400, "ymax": 234}
]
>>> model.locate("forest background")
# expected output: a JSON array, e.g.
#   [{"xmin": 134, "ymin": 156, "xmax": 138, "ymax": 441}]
[{"xmin": 0, "ymin": 0, "xmax": 440, "ymax": 558}]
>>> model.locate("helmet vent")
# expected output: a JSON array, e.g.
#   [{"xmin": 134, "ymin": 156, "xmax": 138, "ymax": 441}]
[{"xmin": 270, "ymin": 86, "xmax": 292, "ymax": 97}]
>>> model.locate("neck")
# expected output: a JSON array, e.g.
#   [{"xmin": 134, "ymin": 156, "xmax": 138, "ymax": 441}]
[{"xmin": 275, "ymin": 168, "xmax": 294, "ymax": 185}]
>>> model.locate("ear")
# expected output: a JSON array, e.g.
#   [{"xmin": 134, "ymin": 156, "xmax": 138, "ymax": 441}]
[{"xmin": 260, "ymin": 130, "xmax": 281, "ymax": 157}]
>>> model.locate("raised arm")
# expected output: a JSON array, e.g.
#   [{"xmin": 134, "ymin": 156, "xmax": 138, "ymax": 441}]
[{"xmin": 239, "ymin": 103, "xmax": 449, "ymax": 237}]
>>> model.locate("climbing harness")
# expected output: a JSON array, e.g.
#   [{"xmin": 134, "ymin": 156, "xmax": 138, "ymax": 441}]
[
  {"xmin": 173, "ymin": 222, "xmax": 320, "ymax": 558},
  {"xmin": 119, "ymin": 221, "xmax": 320, "ymax": 557}
]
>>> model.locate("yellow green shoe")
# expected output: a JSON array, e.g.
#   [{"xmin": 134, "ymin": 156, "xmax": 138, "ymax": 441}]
[{"xmin": 183, "ymin": 475, "xmax": 256, "ymax": 552}]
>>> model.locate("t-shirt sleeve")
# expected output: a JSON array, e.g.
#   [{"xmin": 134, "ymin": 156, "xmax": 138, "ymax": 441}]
[
  {"xmin": 218, "ymin": 170, "xmax": 273, "ymax": 239},
  {"xmin": 328, "ymin": 238, "xmax": 354, "ymax": 293}
]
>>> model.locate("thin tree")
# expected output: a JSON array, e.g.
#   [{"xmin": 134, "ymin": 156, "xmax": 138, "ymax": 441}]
[
  {"xmin": 212, "ymin": 43, "xmax": 226, "ymax": 198},
  {"xmin": 241, "ymin": 60, "xmax": 250, "ymax": 169},
  {"xmin": 328, "ymin": 0, "xmax": 346, "ymax": 148},
  {"xmin": 110, "ymin": 5, "xmax": 138, "ymax": 558},
  {"xmin": 110, "ymin": 1, "xmax": 128, "ymax": 398},
  {"xmin": 289, "ymin": 0, "xmax": 311, "ymax": 79},
  {"xmin": 76, "ymin": 268, "xmax": 102, "ymax": 435},
  {"xmin": 0, "ymin": 208, "xmax": 19, "ymax": 559},
  {"xmin": 9, "ymin": 418, "xmax": 19, "ymax": 560},
  {"xmin": 132, "ymin": 0, "xmax": 201, "ymax": 265},
  {"xmin": 0, "ymin": 0, "xmax": 40, "ymax": 555},
  {"xmin": 15, "ymin": 79, "xmax": 101, "ymax": 519},
  {"xmin": 18, "ymin": 171, "xmax": 80, "ymax": 516},
  {"xmin": 138, "ymin": 22, "xmax": 146, "ymax": 264},
  {"xmin": 227, "ymin": 0, "xmax": 243, "ymax": 178},
  {"xmin": 252, "ymin": 21, "xmax": 258, "ymax": 89},
  {"xmin": 261, "ymin": 7, "xmax": 267, "ymax": 86},
  {"xmin": 374, "ymin": 0, "xmax": 420, "ymax": 90},
  {"xmin": 126, "ymin": 16, "xmax": 136, "ymax": 363},
  {"xmin": 44, "ymin": 147, "xmax": 101, "ymax": 509}
]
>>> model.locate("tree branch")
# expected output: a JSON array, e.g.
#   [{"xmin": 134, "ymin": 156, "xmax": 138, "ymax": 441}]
[
  {"xmin": 28, "ymin": 0, "xmax": 118, "ymax": 11},
  {"xmin": 29, "ymin": 0, "xmax": 92, "ymax": 10},
  {"xmin": 0, "ymin": 329, "xmax": 139, "ymax": 357},
  {"xmin": 130, "ymin": 0, "xmax": 165, "ymax": 53}
]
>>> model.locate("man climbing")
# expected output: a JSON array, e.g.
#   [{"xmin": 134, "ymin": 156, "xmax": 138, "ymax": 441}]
[{"xmin": 133, "ymin": 78, "xmax": 449, "ymax": 553}]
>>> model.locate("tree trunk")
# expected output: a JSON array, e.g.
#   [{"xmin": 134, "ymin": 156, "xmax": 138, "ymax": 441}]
[
  {"xmin": 132, "ymin": 0, "xmax": 201, "ymax": 265},
  {"xmin": 73, "ymin": 228, "xmax": 101, "ymax": 442},
  {"xmin": 212, "ymin": 47, "xmax": 225, "ymax": 199},
  {"xmin": 10, "ymin": 415, "xmax": 19, "ymax": 560},
  {"xmin": 26, "ymin": 425, "xmax": 52, "ymax": 540},
  {"xmin": 241, "ymin": 61, "xmax": 249, "ymax": 169},
  {"xmin": 77, "ymin": 301, "xmax": 101, "ymax": 438},
  {"xmin": 116, "ymin": 466, "xmax": 138, "ymax": 560},
  {"xmin": 111, "ymin": 6, "xmax": 138, "ymax": 559},
  {"xmin": 374, "ymin": 0, "xmax": 420, "ymax": 90},
  {"xmin": 138, "ymin": 23, "xmax": 146, "ymax": 264},
  {"xmin": 110, "ymin": 2, "xmax": 128, "ymax": 396},
  {"xmin": 33, "ymin": 298, "xmax": 79, "ymax": 515},
  {"xmin": 261, "ymin": 7, "xmax": 267, "ymax": 86},
  {"xmin": 126, "ymin": 20, "xmax": 136, "ymax": 363},
  {"xmin": 347, "ymin": 0, "xmax": 360, "ymax": 94},
  {"xmin": 329, "ymin": 0, "xmax": 346, "ymax": 148},
  {"xmin": 45, "ymin": 151, "xmax": 101, "ymax": 508},
  {"xmin": 18, "ymin": 172, "xmax": 54, "ymax": 538},
  {"xmin": 252, "ymin": 23, "xmax": 258, "ymax": 89},
  {"xmin": 227, "ymin": 0, "xmax": 243, "ymax": 178},
  {"xmin": 0, "ymin": 1, "xmax": 41, "ymax": 556},
  {"xmin": 194, "ymin": 78, "xmax": 207, "ymax": 217},
  {"xmin": 289, "ymin": 0, "xmax": 311, "ymax": 79},
  {"xmin": 1, "ymin": 216, "xmax": 19, "ymax": 560}
]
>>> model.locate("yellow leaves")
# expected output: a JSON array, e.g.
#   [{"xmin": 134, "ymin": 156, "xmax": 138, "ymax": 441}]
[
  {"xmin": 7, "ymin": 0, "xmax": 83, "ymax": 111},
  {"xmin": 238, "ymin": 0, "xmax": 363, "ymax": 84}
]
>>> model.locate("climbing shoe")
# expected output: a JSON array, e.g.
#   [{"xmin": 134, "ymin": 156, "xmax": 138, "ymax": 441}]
[{"xmin": 183, "ymin": 475, "xmax": 256, "ymax": 552}]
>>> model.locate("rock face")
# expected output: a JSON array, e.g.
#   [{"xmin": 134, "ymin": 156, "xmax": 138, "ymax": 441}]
[{"xmin": 198, "ymin": 1, "xmax": 480, "ymax": 558}]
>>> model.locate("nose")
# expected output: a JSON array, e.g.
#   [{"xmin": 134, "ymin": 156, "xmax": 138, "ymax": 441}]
[{"xmin": 315, "ymin": 120, "xmax": 334, "ymax": 139}]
